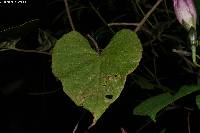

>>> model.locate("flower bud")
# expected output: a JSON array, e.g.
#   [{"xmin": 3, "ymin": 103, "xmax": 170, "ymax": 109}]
[{"xmin": 173, "ymin": 0, "xmax": 197, "ymax": 31}]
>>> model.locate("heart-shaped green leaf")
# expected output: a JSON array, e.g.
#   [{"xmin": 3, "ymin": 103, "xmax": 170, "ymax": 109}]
[{"xmin": 52, "ymin": 29, "xmax": 142, "ymax": 123}]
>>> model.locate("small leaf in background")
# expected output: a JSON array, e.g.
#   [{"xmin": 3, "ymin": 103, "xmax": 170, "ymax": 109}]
[
  {"xmin": 52, "ymin": 29, "xmax": 143, "ymax": 123},
  {"xmin": 196, "ymin": 95, "xmax": 200, "ymax": 109},
  {"xmin": 0, "ymin": 19, "xmax": 40, "ymax": 41},
  {"xmin": 0, "ymin": 39, "xmax": 20, "ymax": 50},
  {"xmin": 160, "ymin": 129, "xmax": 166, "ymax": 133},
  {"xmin": 37, "ymin": 29, "xmax": 57, "ymax": 52},
  {"xmin": 174, "ymin": 85, "xmax": 200, "ymax": 99},
  {"xmin": 194, "ymin": 0, "xmax": 200, "ymax": 17},
  {"xmin": 133, "ymin": 85, "xmax": 200, "ymax": 121},
  {"xmin": 134, "ymin": 93, "xmax": 173, "ymax": 121},
  {"xmin": 135, "ymin": 76, "xmax": 154, "ymax": 90}
]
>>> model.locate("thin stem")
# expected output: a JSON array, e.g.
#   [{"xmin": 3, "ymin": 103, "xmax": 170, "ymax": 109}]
[
  {"xmin": 0, "ymin": 48, "xmax": 51, "ymax": 55},
  {"xmin": 73, "ymin": 110, "xmax": 88, "ymax": 133},
  {"xmin": 187, "ymin": 112, "xmax": 191, "ymax": 133},
  {"xmin": 87, "ymin": 34, "xmax": 100, "ymax": 54},
  {"xmin": 135, "ymin": 120, "xmax": 152, "ymax": 133},
  {"xmin": 64, "ymin": 0, "xmax": 75, "ymax": 31},
  {"xmin": 172, "ymin": 49, "xmax": 191, "ymax": 56},
  {"xmin": 73, "ymin": 122, "xmax": 79, "ymax": 133},
  {"xmin": 108, "ymin": 22, "xmax": 139, "ymax": 27},
  {"xmin": 88, "ymin": 0, "xmax": 114, "ymax": 34},
  {"xmin": 135, "ymin": 0, "xmax": 153, "ymax": 27},
  {"xmin": 134, "ymin": 0, "xmax": 163, "ymax": 32},
  {"xmin": 27, "ymin": 90, "xmax": 59, "ymax": 95}
]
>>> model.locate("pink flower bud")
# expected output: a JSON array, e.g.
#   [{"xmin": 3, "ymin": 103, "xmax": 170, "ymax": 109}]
[{"xmin": 173, "ymin": 0, "xmax": 197, "ymax": 30}]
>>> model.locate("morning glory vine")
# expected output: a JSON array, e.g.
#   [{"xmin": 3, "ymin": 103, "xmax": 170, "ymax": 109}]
[{"xmin": 173, "ymin": 0, "xmax": 200, "ymax": 67}]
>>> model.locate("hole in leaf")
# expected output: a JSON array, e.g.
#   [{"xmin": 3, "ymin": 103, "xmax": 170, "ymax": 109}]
[
  {"xmin": 105, "ymin": 95, "xmax": 113, "ymax": 99},
  {"xmin": 114, "ymin": 75, "xmax": 118, "ymax": 77}
]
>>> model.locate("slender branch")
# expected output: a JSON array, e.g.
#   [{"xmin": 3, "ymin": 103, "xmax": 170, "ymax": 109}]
[
  {"xmin": 27, "ymin": 90, "xmax": 59, "ymax": 95},
  {"xmin": 108, "ymin": 22, "xmax": 139, "ymax": 27},
  {"xmin": 172, "ymin": 49, "xmax": 191, "ymax": 56},
  {"xmin": 87, "ymin": 34, "xmax": 100, "ymax": 53},
  {"xmin": 183, "ymin": 107, "xmax": 193, "ymax": 133},
  {"xmin": 0, "ymin": 48, "xmax": 51, "ymax": 55},
  {"xmin": 73, "ymin": 110, "xmax": 89, "ymax": 132},
  {"xmin": 64, "ymin": 0, "xmax": 75, "ymax": 31},
  {"xmin": 187, "ymin": 112, "xmax": 191, "ymax": 133},
  {"xmin": 135, "ymin": 120, "xmax": 152, "ymax": 133},
  {"xmin": 134, "ymin": 0, "xmax": 163, "ymax": 32},
  {"xmin": 135, "ymin": 0, "xmax": 153, "ymax": 27},
  {"xmin": 73, "ymin": 122, "xmax": 79, "ymax": 133},
  {"xmin": 88, "ymin": 0, "xmax": 114, "ymax": 34}
]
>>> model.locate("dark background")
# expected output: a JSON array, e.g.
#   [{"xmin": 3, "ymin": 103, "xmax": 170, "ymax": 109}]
[{"xmin": 0, "ymin": 0, "xmax": 200, "ymax": 133}]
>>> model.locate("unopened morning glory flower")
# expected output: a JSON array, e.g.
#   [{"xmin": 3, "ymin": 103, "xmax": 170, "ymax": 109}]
[{"xmin": 173, "ymin": 0, "xmax": 197, "ymax": 31}]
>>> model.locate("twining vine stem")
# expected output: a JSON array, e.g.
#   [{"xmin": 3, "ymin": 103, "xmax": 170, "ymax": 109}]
[
  {"xmin": 87, "ymin": 34, "xmax": 100, "ymax": 54},
  {"xmin": 107, "ymin": 0, "xmax": 163, "ymax": 32},
  {"xmin": 108, "ymin": 22, "xmax": 139, "ymax": 27},
  {"xmin": 64, "ymin": 0, "xmax": 75, "ymax": 31},
  {"xmin": 134, "ymin": 0, "xmax": 163, "ymax": 32},
  {"xmin": 0, "ymin": 48, "xmax": 51, "ymax": 55},
  {"xmin": 88, "ymin": 0, "xmax": 115, "ymax": 34}
]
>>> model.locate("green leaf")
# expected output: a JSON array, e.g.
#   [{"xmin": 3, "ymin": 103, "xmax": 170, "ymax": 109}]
[
  {"xmin": 134, "ymin": 93, "xmax": 173, "ymax": 121},
  {"xmin": 174, "ymin": 85, "xmax": 200, "ymax": 99},
  {"xmin": 196, "ymin": 95, "xmax": 200, "ymax": 109},
  {"xmin": 52, "ymin": 29, "xmax": 143, "ymax": 123},
  {"xmin": 134, "ymin": 85, "xmax": 200, "ymax": 121}
]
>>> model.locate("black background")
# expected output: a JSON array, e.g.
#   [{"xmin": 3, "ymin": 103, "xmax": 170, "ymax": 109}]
[{"xmin": 0, "ymin": 0, "xmax": 200, "ymax": 133}]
